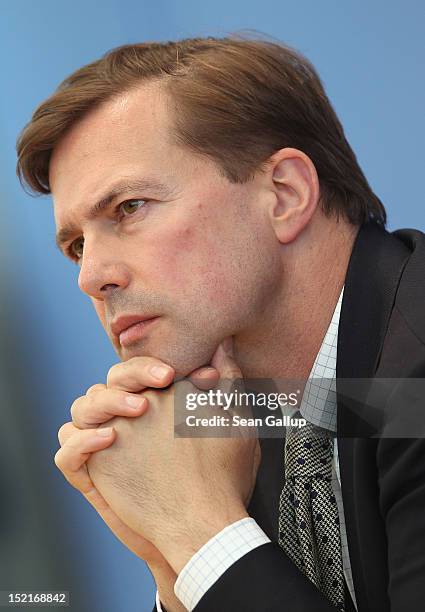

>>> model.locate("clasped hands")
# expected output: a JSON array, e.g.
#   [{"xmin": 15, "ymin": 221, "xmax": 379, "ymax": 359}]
[{"xmin": 55, "ymin": 338, "xmax": 261, "ymax": 579}]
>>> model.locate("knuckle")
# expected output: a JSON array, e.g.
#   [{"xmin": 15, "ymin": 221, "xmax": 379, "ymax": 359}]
[
  {"xmin": 70, "ymin": 396, "xmax": 82, "ymax": 420},
  {"xmin": 106, "ymin": 363, "xmax": 121, "ymax": 386},
  {"xmin": 82, "ymin": 392, "xmax": 100, "ymax": 417},
  {"xmin": 54, "ymin": 449, "xmax": 65, "ymax": 470},
  {"xmin": 108, "ymin": 357, "xmax": 148, "ymax": 389},
  {"xmin": 57, "ymin": 423, "xmax": 68, "ymax": 438},
  {"xmin": 86, "ymin": 392, "xmax": 98, "ymax": 412},
  {"xmin": 72, "ymin": 393, "xmax": 96, "ymax": 424},
  {"xmin": 86, "ymin": 383, "xmax": 105, "ymax": 395},
  {"xmin": 58, "ymin": 422, "xmax": 73, "ymax": 444}
]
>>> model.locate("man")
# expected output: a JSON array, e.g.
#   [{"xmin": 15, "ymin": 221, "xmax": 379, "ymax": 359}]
[{"xmin": 16, "ymin": 37, "xmax": 425, "ymax": 611}]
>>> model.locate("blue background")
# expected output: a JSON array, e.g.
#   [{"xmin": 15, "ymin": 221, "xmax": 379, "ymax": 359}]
[{"xmin": 1, "ymin": 1, "xmax": 423, "ymax": 611}]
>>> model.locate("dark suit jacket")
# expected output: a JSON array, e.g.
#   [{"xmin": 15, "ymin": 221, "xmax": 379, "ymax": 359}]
[{"xmin": 155, "ymin": 221, "xmax": 425, "ymax": 611}]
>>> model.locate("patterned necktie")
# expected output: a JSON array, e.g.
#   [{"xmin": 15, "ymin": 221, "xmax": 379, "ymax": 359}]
[{"xmin": 278, "ymin": 417, "xmax": 345, "ymax": 610}]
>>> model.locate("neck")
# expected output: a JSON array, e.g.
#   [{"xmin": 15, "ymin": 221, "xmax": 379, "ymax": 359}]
[{"xmin": 234, "ymin": 215, "xmax": 360, "ymax": 381}]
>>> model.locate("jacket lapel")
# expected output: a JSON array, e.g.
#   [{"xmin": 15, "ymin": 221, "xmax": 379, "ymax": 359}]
[{"xmin": 336, "ymin": 221, "xmax": 411, "ymax": 610}]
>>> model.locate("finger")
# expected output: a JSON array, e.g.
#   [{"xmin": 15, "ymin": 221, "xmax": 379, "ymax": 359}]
[
  {"xmin": 71, "ymin": 389, "xmax": 148, "ymax": 429},
  {"xmin": 86, "ymin": 383, "xmax": 106, "ymax": 396},
  {"xmin": 210, "ymin": 337, "xmax": 242, "ymax": 380},
  {"xmin": 106, "ymin": 356, "xmax": 174, "ymax": 392},
  {"xmin": 54, "ymin": 427, "xmax": 115, "ymax": 493},
  {"xmin": 58, "ymin": 421, "xmax": 78, "ymax": 446},
  {"xmin": 188, "ymin": 367, "xmax": 220, "ymax": 390},
  {"xmin": 56, "ymin": 427, "xmax": 115, "ymax": 472}
]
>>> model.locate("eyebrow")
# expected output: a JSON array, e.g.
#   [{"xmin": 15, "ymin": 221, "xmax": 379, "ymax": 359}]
[{"xmin": 55, "ymin": 177, "xmax": 171, "ymax": 252}]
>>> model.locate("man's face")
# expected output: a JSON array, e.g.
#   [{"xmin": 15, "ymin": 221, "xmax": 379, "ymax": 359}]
[{"xmin": 50, "ymin": 83, "xmax": 281, "ymax": 376}]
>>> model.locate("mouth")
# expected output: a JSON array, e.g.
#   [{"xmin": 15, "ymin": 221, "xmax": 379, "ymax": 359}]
[{"xmin": 111, "ymin": 315, "xmax": 160, "ymax": 348}]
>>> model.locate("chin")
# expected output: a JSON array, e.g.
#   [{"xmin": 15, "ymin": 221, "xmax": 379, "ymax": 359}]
[
  {"xmin": 117, "ymin": 340, "xmax": 213, "ymax": 377},
  {"xmin": 114, "ymin": 316, "xmax": 224, "ymax": 374}
]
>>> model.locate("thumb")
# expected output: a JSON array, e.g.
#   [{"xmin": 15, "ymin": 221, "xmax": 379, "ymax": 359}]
[{"xmin": 210, "ymin": 336, "xmax": 242, "ymax": 380}]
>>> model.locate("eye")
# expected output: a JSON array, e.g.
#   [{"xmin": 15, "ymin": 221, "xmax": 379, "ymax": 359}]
[
  {"xmin": 119, "ymin": 199, "xmax": 147, "ymax": 216},
  {"xmin": 69, "ymin": 236, "xmax": 84, "ymax": 260}
]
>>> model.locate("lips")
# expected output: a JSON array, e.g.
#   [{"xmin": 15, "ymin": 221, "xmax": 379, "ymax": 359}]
[{"xmin": 111, "ymin": 315, "xmax": 158, "ymax": 341}]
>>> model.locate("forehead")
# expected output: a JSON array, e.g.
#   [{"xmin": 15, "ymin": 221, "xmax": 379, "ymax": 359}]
[{"xmin": 50, "ymin": 82, "xmax": 175, "ymax": 222}]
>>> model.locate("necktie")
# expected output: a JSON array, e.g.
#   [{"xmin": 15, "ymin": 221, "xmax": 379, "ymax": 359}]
[{"xmin": 278, "ymin": 417, "xmax": 345, "ymax": 610}]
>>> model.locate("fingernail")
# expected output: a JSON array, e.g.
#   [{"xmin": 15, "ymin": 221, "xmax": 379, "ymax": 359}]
[
  {"xmin": 125, "ymin": 395, "xmax": 146, "ymax": 409},
  {"xmin": 150, "ymin": 365, "xmax": 172, "ymax": 380},
  {"xmin": 97, "ymin": 427, "xmax": 113, "ymax": 437}
]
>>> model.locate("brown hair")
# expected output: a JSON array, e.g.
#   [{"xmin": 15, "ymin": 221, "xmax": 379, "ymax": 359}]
[{"xmin": 16, "ymin": 35, "xmax": 386, "ymax": 226}]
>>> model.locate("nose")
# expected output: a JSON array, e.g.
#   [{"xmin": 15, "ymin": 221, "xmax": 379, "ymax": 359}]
[{"xmin": 77, "ymin": 236, "xmax": 130, "ymax": 299}]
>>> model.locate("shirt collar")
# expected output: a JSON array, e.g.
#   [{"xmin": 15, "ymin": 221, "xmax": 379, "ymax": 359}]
[{"xmin": 296, "ymin": 285, "xmax": 344, "ymax": 432}]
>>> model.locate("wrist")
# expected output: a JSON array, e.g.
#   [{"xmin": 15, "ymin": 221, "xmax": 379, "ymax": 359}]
[
  {"xmin": 156, "ymin": 589, "xmax": 186, "ymax": 612},
  {"xmin": 149, "ymin": 564, "xmax": 186, "ymax": 612},
  {"xmin": 160, "ymin": 504, "xmax": 249, "ymax": 574}
]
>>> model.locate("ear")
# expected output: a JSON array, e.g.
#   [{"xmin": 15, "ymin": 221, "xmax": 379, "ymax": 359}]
[{"xmin": 266, "ymin": 148, "xmax": 320, "ymax": 244}]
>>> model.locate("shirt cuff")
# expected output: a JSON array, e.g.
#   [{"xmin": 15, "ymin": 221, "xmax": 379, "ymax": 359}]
[{"xmin": 174, "ymin": 517, "xmax": 270, "ymax": 611}]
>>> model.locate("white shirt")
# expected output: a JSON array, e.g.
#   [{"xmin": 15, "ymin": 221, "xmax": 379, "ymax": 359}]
[{"xmin": 156, "ymin": 285, "xmax": 357, "ymax": 611}]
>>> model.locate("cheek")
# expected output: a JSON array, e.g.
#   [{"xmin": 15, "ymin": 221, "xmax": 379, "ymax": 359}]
[
  {"xmin": 151, "ymin": 235, "xmax": 252, "ymax": 324},
  {"xmin": 137, "ymin": 197, "xmax": 277, "ymax": 313},
  {"xmin": 147, "ymin": 220, "xmax": 220, "ymax": 290}
]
